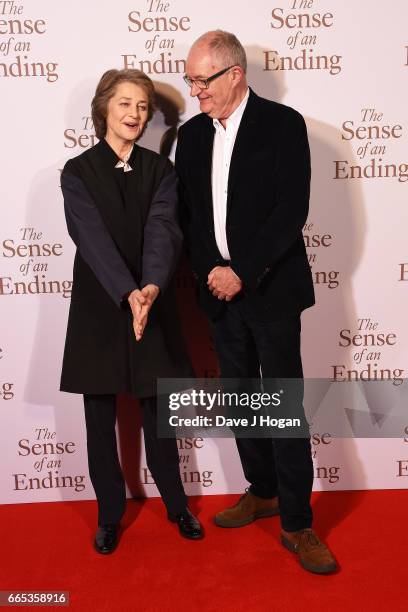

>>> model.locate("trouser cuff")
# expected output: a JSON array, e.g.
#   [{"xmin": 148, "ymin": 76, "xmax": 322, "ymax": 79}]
[
  {"xmin": 249, "ymin": 484, "xmax": 278, "ymax": 499},
  {"xmin": 281, "ymin": 518, "xmax": 313, "ymax": 532}
]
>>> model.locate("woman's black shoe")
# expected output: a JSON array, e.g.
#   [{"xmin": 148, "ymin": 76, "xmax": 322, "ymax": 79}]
[
  {"xmin": 168, "ymin": 508, "xmax": 204, "ymax": 540},
  {"xmin": 94, "ymin": 524, "xmax": 120, "ymax": 554}
]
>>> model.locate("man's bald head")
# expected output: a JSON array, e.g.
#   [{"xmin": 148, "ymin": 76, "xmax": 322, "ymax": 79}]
[{"xmin": 189, "ymin": 30, "xmax": 247, "ymax": 74}]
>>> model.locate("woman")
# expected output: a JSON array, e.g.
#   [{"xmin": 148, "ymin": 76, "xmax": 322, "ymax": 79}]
[{"xmin": 60, "ymin": 69, "xmax": 202, "ymax": 554}]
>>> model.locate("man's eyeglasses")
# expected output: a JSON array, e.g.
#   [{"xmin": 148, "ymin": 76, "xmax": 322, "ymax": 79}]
[{"xmin": 183, "ymin": 65, "xmax": 236, "ymax": 89}]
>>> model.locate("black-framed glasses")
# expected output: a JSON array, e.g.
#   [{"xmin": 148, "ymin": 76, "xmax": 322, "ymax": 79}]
[{"xmin": 183, "ymin": 65, "xmax": 236, "ymax": 89}]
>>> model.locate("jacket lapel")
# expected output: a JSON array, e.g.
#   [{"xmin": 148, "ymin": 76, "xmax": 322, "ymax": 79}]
[
  {"xmin": 201, "ymin": 117, "xmax": 215, "ymax": 221},
  {"xmin": 227, "ymin": 89, "xmax": 258, "ymax": 207},
  {"xmin": 123, "ymin": 145, "xmax": 145, "ymax": 275}
]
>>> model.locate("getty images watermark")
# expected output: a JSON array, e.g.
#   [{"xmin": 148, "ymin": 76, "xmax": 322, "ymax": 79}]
[
  {"xmin": 157, "ymin": 378, "xmax": 408, "ymax": 439},
  {"xmin": 167, "ymin": 388, "xmax": 298, "ymax": 430},
  {"xmin": 157, "ymin": 378, "xmax": 310, "ymax": 438}
]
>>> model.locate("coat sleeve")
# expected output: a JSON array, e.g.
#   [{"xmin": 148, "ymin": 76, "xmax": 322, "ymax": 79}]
[
  {"xmin": 61, "ymin": 170, "xmax": 138, "ymax": 307},
  {"xmin": 231, "ymin": 112, "xmax": 311, "ymax": 290},
  {"xmin": 140, "ymin": 164, "xmax": 182, "ymax": 293}
]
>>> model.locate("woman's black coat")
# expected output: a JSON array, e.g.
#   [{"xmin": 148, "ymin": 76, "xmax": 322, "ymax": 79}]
[{"xmin": 60, "ymin": 139, "xmax": 192, "ymax": 398}]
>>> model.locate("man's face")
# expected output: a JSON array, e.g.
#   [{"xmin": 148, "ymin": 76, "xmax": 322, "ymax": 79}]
[{"xmin": 185, "ymin": 44, "xmax": 235, "ymax": 120}]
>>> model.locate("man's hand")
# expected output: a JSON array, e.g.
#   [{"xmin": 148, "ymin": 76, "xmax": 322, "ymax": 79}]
[
  {"xmin": 207, "ymin": 266, "xmax": 242, "ymax": 301},
  {"xmin": 128, "ymin": 284, "xmax": 159, "ymax": 341}
]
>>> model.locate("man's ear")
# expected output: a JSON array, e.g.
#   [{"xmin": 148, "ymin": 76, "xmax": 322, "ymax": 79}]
[{"xmin": 231, "ymin": 66, "xmax": 245, "ymax": 87}]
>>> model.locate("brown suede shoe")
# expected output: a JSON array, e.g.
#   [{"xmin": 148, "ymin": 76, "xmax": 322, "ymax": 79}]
[
  {"xmin": 214, "ymin": 491, "xmax": 279, "ymax": 527},
  {"xmin": 281, "ymin": 528, "xmax": 338, "ymax": 574}
]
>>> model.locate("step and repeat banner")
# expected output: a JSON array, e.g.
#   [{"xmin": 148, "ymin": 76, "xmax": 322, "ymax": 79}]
[{"xmin": 1, "ymin": 0, "xmax": 407, "ymax": 505}]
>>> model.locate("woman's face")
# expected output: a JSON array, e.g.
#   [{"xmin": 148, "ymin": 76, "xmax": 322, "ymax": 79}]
[{"xmin": 105, "ymin": 81, "xmax": 149, "ymax": 144}]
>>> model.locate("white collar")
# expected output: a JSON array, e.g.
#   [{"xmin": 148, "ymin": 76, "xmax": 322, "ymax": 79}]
[
  {"xmin": 115, "ymin": 144, "xmax": 134, "ymax": 172},
  {"xmin": 213, "ymin": 88, "xmax": 250, "ymax": 131}
]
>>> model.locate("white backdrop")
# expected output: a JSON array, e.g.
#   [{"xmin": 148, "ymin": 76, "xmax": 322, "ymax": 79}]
[{"xmin": 1, "ymin": 0, "xmax": 408, "ymax": 505}]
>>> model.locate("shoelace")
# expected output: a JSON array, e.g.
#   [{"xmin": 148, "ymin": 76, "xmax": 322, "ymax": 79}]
[{"xmin": 298, "ymin": 529, "xmax": 321, "ymax": 550}]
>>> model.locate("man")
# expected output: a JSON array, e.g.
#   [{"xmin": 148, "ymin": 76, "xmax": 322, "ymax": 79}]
[{"xmin": 176, "ymin": 31, "xmax": 337, "ymax": 573}]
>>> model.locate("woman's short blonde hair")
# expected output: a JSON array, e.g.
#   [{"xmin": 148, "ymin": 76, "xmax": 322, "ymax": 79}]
[{"xmin": 91, "ymin": 69, "xmax": 156, "ymax": 140}]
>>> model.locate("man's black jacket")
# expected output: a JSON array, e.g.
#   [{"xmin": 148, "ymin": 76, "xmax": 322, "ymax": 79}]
[{"xmin": 175, "ymin": 89, "xmax": 315, "ymax": 321}]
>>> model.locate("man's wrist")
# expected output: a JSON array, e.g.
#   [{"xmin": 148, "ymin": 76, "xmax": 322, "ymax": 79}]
[{"xmin": 229, "ymin": 265, "xmax": 242, "ymax": 285}]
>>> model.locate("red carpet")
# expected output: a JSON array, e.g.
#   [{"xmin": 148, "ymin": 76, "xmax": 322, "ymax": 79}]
[{"xmin": 0, "ymin": 490, "xmax": 406, "ymax": 611}]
